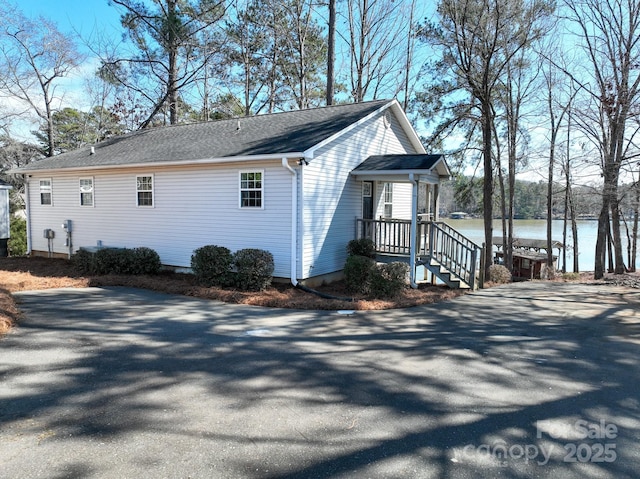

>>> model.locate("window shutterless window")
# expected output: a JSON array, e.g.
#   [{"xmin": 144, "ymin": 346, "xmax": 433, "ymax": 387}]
[
  {"xmin": 39, "ymin": 179, "xmax": 52, "ymax": 205},
  {"xmin": 136, "ymin": 175, "xmax": 153, "ymax": 207},
  {"xmin": 383, "ymin": 182, "xmax": 393, "ymax": 218},
  {"xmin": 239, "ymin": 171, "xmax": 263, "ymax": 208},
  {"xmin": 79, "ymin": 178, "xmax": 94, "ymax": 206}
]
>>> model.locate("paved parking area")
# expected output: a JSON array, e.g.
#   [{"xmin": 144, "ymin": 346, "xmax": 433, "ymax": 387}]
[{"xmin": 1, "ymin": 282, "xmax": 640, "ymax": 478}]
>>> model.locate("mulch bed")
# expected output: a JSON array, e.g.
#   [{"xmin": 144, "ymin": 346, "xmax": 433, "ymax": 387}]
[{"xmin": 0, "ymin": 256, "xmax": 466, "ymax": 336}]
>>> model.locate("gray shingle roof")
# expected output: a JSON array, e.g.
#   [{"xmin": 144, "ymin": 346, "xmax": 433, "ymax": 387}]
[
  {"xmin": 18, "ymin": 100, "xmax": 391, "ymax": 172},
  {"xmin": 352, "ymin": 154, "xmax": 445, "ymax": 171}
]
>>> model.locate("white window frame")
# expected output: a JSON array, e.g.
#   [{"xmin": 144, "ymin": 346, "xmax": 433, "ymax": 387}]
[
  {"xmin": 239, "ymin": 170, "xmax": 264, "ymax": 209},
  {"xmin": 79, "ymin": 177, "xmax": 94, "ymax": 207},
  {"xmin": 136, "ymin": 175, "xmax": 154, "ymax": 207},
  {"xmin": 383, "ymin": 182, "xmax": 393, "ymax": 218},
  {"xmin": 39, "ymin": 178, "xmax": 52, "ymax": 206}
]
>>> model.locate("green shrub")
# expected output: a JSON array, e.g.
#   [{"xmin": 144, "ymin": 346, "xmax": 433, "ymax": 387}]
[
  {"xmin": 347, "ymin": 238, "xmax": 376, "ymax": 258},
  {"xmin": 344, "ymin": 254, "xmax": 375, "ymax": 294},
  {"xmin": 191, "ymin": 245, "xmax": 234, "ymax": 286},
  {"xmin": 72, "ymin": 248, "xmax": 96, "ymax": 274},
  {"xmin": 8, "ymin": 216, "xmax": 27, "ymax": 256},
  {"xmin": 94, "ymin": 247, "xmax": 135, "ymax": 274},
  {"xmin": 369, "ymin": 262, "xmax": 409, "ymax": 299},
  {"xmin": 233, "ymin": 248, "xmax": 274, "ymax": 291},
  {"xmin": 131, "ymin": 247, "xmax": 161, "ymax": 275},
  {"xmin": 488, "ymin": 264, "xmax": 512, "ymax": 284},
  {"xmin": 72, "ymin": 246, "xmax": 161, "ymax": 275}
]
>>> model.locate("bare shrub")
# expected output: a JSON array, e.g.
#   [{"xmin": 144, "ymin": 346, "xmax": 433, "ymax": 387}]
[{"xmin": 488, "ymin": 264, "xmax": 512, "ymax": 284}]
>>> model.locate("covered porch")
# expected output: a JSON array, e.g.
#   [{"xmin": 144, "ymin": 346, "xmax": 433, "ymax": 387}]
[{"xmin": 351, "ymin": 154, "xmax": 483, "ymax": 290}]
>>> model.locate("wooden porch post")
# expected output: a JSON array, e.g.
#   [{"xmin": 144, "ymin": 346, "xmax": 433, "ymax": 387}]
[
  {"xmin": 433, "ymin": 183, "xmax": 440, "ymax": 221},
  {"xmin": 409, "ymin": 174, "xmax": 418, "ymax": 288}
]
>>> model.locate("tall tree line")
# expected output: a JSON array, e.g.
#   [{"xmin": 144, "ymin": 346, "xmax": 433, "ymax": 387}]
[{"xmin": 1, "ymin": 0, "xmax": 639, "ymax": 276}]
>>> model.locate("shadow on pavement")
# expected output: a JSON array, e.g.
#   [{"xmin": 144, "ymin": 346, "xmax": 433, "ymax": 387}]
[{"xmin": 1, "ymin": 282, "xmax": 639, "ymax": 478}]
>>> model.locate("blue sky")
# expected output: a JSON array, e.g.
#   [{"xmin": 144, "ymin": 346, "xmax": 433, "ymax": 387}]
[
  {"xmin": 17, "ymin": 0, "xmax": 123, "ymax": 39},
  {"xmin": 4, "ymin": 1, "xmax": 126, "ymax": 140}
]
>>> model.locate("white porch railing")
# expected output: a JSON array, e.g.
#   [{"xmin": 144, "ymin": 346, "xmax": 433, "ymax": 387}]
[{"xmin": 355, "ymin": 218, "xmax": 483, "ymax": 289}]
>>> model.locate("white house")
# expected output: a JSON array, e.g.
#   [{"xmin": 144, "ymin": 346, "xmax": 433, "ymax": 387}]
[{"xmin": 13, "ymin": 100, "xmax": 479, "ymax": 288}]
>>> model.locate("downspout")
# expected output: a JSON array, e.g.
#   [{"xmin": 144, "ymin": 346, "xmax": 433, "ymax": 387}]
[
  {"xmin": 282, "ymin": 158, "xmax": 298, "ymax": 286},
  {"xmin": 24, "ymin": 176, "xmax": 32, "ymax": 255},
  {"xmin": 409, "ymin": 173, "xmax": 419, "ymax": 289}
]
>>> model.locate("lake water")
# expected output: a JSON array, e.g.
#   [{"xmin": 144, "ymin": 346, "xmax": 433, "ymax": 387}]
[{"xmin": 443, "ymin": 218, "xmax": 640, "ymax": 272}]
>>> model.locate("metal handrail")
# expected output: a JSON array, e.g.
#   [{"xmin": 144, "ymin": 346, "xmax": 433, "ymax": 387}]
[{"xmin": 428, "ymin": 222, "xmax": 482, "ymax": 289}]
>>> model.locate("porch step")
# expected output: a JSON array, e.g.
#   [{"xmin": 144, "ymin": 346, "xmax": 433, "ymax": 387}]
[{"xmin": 422, "ymin": 257, "xmax": 471, "ymax": 290}]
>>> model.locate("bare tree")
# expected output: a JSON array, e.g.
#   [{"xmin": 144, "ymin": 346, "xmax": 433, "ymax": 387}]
[
  {"xmin": 565, "ymin": 0, "xmax": 640, "ymax": 278},
  {"xmin": 279, "ymin": 0, "xmax": 327, "ymax": 109},
  {"xmin": 343, "ymin": 0, "xmax": 405, "ymax": 102},
  {"xmin": 498, "ymin": 48, "xmax": 540, "ymax": 272},
  {"xmin": 562, "ymin": 91, "xmax": 580, "ymax": 273},
  {"xmin": 421, "ymin": 0, "xmax": 555, "ymax": 278},
  {"xmin": 0, "ymin": 4, "xmax": 82, "ymax": 156},
  {"xmin": 540, "ymin": 59, "xmax": 579, "ymax": 274}
]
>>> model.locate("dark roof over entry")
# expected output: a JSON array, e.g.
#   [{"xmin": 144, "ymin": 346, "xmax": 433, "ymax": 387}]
[{"xmin": 352, "ymin": 154, "xmax": 450, "ymax": 178}]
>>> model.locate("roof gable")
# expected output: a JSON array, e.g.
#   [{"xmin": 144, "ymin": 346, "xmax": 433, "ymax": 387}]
[{"xmin": 16, "ymin": 100, "xmax": 392, "ymax": 173}]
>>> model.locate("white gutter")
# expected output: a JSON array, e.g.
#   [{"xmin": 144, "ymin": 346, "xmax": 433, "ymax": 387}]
[
  {"xmin": 10, "ymin": 152, "xmax": 307, "ymax": 176},
  {"xmin": 24, "ymin": 177, "xmax": 32, "ymax": 255},
  {"xmin": 282, "ymin": 158, "xmax": 298, "ymax": 286},
  {"xmin": 409, "ymin": 173, "xmax": 419, "ymax": 289}
]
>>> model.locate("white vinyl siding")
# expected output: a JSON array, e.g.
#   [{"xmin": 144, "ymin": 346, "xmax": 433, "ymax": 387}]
[
  {"xmin": 375, "ymin": 181, "xmax": 412, "ymax": 220},
  {"xmin": 300, "ymin": 110, "xmax": 419, "ymax": 278},
  {"xmin": 26, "ymin": 163, "xmax": 292, "ymax": 277},
  {"xmin": 79, "ymin": 178, "xmax": 94, "ymax": 206},
  {"xmin": 25, "ymin": 104, "xmax": 423, "ymax": 281}
]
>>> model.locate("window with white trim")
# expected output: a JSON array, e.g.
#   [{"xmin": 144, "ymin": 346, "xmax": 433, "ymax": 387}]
[
  {"xmin": 136, "ymin": 175, "xmax": 154, "ymax": 207},
  {"xmin": 383, "ymin": 182, "xmax": 393, "ymax": 218},
  {"xmin": 240, "ymin": 171, "xmax": 263, "ymax": 208},
  {"xmin": 79, "ymin": 178, "xmax": 94, "ymax": 206},
  {"xmin": 39, "ymin": 179, "xmax": 52, "ymax": 205}
]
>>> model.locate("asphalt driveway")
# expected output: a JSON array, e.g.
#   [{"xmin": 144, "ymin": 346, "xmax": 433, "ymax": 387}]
[{"xmin": 1, "ymin": 282, "xmax": 640, "ymax": 478}]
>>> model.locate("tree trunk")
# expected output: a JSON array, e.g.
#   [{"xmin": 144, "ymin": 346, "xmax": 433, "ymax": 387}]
[
  {"xmin": 356, "ymin": 0, "xmax": 368, "ymax": 103},
  {"xmin": 481, "ymin": 100, "xmax": 494, "ymax": 279},
  {"xmin": 595, "ymin": 171, "xmax": 613, "ymax": 278},
  {"xmin": 168, "ymin": 0, "xmax": 179, "ymax": 125},
  {"xmin": 45, "ymin": 101, "xmax": 55, "ymax": 157},
  {"xmin": 507, "ymin": 155, "xmax": 515, "ymax": 273},
  {"xmin": 497, "ymin": 162, "xmax": 507, "ymax": 267},
  {"xmin": 403, "ymin": 0, "xmax": 416, "ymax": 111},
  {"xmin": 326, "ymin": 0, "xmax": 335, "ymax": 106},
  {"xmin": 610, "ymin": 184, "xmax": 626, "ymax": 273},
  {"xmin": 562, "ymin": 183, "xmax": 568, "ymax": 274},
  {"xmin": 607, "ymin": 220, "xmax": 615, "ymax": 273},
  {"xmin": 546, "ymin": 139, "xmax": 555, "ymax": 274},
  {"xmin": 632, "ymin": 183, "xmax": 639, "ymax": 272}
]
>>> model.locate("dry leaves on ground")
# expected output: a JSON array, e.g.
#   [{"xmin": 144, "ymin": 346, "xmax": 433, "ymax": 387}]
[{"xmin": 0, "ymin": 256, "xmax": 465, "ymax": 336}]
